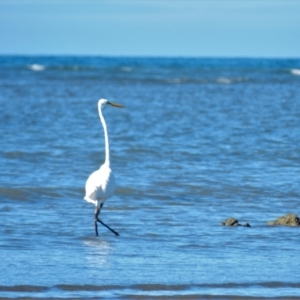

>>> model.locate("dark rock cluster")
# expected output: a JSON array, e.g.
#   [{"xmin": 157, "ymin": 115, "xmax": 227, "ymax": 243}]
[
  {"xmin": 221, "ymin": 213, "xmax": 300, "ymax": 227},
  {"xmin": 267, "ymin": 213, "xmax": 300, "ymax": 226},
  {"xmin": 221, "ymin": 217, "xmax": 251, "ymax": 227}
]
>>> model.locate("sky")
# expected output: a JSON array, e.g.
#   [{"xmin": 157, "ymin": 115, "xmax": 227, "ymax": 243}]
[{"xmin": 0, "ymin": 0, "xmax": 299, "ymax": 57}]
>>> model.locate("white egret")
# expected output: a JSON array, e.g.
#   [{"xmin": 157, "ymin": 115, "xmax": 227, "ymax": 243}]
[{"xmin": 84, "ymin": 99, "xmax": 124, "ymax": 236}]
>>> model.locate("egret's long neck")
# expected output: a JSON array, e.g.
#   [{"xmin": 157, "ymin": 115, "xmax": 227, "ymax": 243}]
[{"xmin": 98, "ymin": 104, "xmax": 110, "ymax": 167}]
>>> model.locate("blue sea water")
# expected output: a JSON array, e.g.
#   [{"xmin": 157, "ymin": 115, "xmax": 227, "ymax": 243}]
[{"xmin": 0, "ymin": 56, "xmax": 300, "ymax": 299}]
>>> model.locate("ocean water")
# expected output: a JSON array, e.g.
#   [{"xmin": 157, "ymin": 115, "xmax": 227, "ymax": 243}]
[{"xmin": 0, "ymin": 56, "xmax": 300, "ymax": 299}]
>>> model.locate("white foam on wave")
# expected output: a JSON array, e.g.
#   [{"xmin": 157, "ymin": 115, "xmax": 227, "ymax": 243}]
[
  {"xmin": 216, "ymin": 77, "xmax": 246, "ymax": 84},
  {"xmin": 217, "ymin": 77, "xmax": 232, "ymax": 84},
  {"xmin": 28, "ymin": 64, "xmax": 45, "ymax": 71},
  {"xmin": 291, "ymin": 69, "xmax": 300, "ymax": 76}
]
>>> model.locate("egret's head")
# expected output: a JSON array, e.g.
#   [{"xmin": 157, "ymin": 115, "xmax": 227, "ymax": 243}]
[{"xmin": 98, "ymin": 98, "xmax": 124, "ymax": 109}]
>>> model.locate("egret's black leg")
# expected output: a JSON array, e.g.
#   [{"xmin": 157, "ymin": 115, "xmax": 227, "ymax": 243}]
[
  {"xmin": 94, "ymin": 219, "xmax": 98, "ymax": 236},
  {"xmin": 94, "ymin": 205, "xmax": 100, "ymax": 236},
  {"xmin": 94, "ymin": 203, "xmax": 119, "ymax": 236},
  {"xmin": 96, "ymin": 218, "xmax": 119, "ymax": 236}
]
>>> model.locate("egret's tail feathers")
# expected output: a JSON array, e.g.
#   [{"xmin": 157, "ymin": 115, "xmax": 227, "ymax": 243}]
[{"xmin": 84, "ymin": 196, "xmax": 97, "ymax": 206}]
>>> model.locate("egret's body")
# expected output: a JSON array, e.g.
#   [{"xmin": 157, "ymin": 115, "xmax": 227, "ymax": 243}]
[
  {"xmin": 84, "ymin": 163, "xmax": 116, "ymax": 206},
  {"xmin": 84, "ymin": 98, "xmax": 124, "ymax": 236}
]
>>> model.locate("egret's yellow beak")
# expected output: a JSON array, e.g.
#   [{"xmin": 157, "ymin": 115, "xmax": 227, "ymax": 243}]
[{"xmin": 108, "ymin": 101, "xmax": 125, "ymax": 108}]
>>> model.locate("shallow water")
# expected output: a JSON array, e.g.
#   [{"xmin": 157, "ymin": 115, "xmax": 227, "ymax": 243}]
[{"xmin": 0, "ymin": 56, "xmax": 300, "ymax": 299}]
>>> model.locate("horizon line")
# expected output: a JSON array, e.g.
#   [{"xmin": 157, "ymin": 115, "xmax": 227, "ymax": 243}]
[{"xmin": 0, "ymin": 53, "xmax": 300, "ymax": 60}]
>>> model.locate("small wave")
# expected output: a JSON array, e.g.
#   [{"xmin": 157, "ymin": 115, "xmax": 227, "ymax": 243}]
[
  {"xmin": 165, "ymin": 77, "xmax": 246, "ymax": 85},
  {"xmin": 121, "ymin": 66, "xmax": 133, "ymax": 72},
  {"xmin": 217, "ymin": 77, "xmax": 232, "ymax": 84},
  {"xmin": 0, "ymin": 187, "xmax": 65, "ymax": 201},
  {"xmin": 167, "ymin": 78, "xmax": 186, "ymax": 83},
  {"xmin": 217, "ymin": 77, "xmax": 247, "ymax": 84},
  {"xmin": 0, "ymin": 285, "xmax": 48, "ymax": 292},
  {"xmin": 290, "ymin": 69, "xmax": 300, "ymax": 76},
  {"xmin": 2, "ymin": 282, "xmax": 300, "ymax": 292},
  {"xmin": 2, "ymin": 282, "xmax": 300, "ymax": 297},
  {"xmin": 28, "ymin": 64, "xmax": 46, "ymax": 71}
]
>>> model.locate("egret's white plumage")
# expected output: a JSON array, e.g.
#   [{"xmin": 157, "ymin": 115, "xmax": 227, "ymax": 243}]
[
  {"xmin": 84, "ymin": 98, "xmax": 124, "ymax": 236},
  {"xmin": 84, "ymin": 164, "xmax": 116, "ymax": 206}
]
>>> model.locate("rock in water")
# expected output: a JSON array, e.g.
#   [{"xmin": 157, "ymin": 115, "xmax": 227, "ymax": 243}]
[
  {"xmin": 221, "ymin": 217, "xmax": 239, "ymax": 226},
  {"xmin": 267, "ymin": 213, "xmax": 300, "ymax": 226},
  {"xmin": 221, "ymin": 217, "xmax": 251, "ymax": 227}
]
